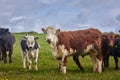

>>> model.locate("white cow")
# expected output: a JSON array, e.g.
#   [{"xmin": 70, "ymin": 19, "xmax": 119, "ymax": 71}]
[{"xmin": 20, "ymin": 34, "xmax": 39, "ymax": 71}]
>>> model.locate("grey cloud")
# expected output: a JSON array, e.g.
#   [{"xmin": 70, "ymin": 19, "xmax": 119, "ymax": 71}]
[
  {"xmin": 116, "ymin": 15, "xmax": 120, "ymax": 21},
  {"xmin": 0, "ymin": 0, "xmax": 120, "ymax": 33}
]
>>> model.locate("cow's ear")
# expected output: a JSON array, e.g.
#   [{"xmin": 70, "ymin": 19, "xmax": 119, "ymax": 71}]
[
  {"xmin": 23, "ymin": 36, "xmax": 28, "ymax": 40},
  {"xmin": 42, "ymin": 28, "xmax": 46, "ymax": 33},
  {"xmin": 56, "ymin": 29, "xmax": 60, "ymax": 34},
  {"xmin": 25, "ymin": 34, "xmax": 29, "ymax": 36},
  {"xmin": 34, "ymin": 37, "xmax": 39, "ymax": 40}
]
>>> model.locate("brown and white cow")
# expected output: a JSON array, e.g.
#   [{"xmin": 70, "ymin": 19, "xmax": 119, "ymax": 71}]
[{"xmin": 42, "ymin": 26, "xmax": 103, "ymax": 74}]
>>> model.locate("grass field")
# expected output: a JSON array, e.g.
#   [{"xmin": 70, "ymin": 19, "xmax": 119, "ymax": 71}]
[{"xmin": 0, "ymin": 32, "xmax": 120, "ymax": 80}]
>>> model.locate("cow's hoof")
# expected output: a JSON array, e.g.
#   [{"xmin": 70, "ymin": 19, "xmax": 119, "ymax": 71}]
[
  {"xmin": 60, "ymin": 66, "xmax": 66, "ymax": 74},
  {"xmin": 115, "ymin": 67, "xmax": 119, "ymax": 70},
  {"xmin": 9, "ymin": 60, "xmax": 12, "ymax": 63},
  {"xmin": 80, "ymin": 68, "xmax": 84, "ymax": 72},
  {"xmin": 4, "ymin": 60, "xmax": 7, "ymax": 63},
  {"xmin": 23, "ymin": 66, "xmax": 26, "ymax": 69},
  {"xmin": 60, "ymin": 71, "xmax": 66, "ymax": 74},
  {"xmin": 93, "ymin": 69, "xmax": 97, "ymax": 73},
  {"xmin": 35, "ymin": 67, "xmax": 38, "ymax": 71}
]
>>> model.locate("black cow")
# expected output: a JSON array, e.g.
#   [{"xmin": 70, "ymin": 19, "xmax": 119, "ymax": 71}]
[
  {"xmin": 0, "ymin": 28, "xmax": 15, "ymax": 63},
  {"xmin": 111, "ymin": 35, "xmax": 120, "ymax": 69}
]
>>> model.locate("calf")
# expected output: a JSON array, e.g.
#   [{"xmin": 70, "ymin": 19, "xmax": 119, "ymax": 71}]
[
  {"xmin": 20, "ymin": 34, "xmax": 39, "ymax": 71},
  {"xmin": 0, "ymin": 28, "xmax": 15, "ymax": 63},
  {"xmin": 42, "ymin": 26, "xmax": 103, "ymax": 74}
]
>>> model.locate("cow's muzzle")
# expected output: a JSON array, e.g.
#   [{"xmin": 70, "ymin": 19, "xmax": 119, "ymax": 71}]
[
  {"xmin": 46, "ymin": 39, "xmax": 51, "ymax": 44},
  {"xmin": 29, "ymin": 47, "xmax": 33, "ymax": 50}
]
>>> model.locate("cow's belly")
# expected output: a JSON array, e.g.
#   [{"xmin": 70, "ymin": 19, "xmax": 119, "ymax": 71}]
[
  {"xmin": 52, "ymin": 44, "xmax": 95, "ymax": 59},
  {"xmin": 28, "ymin": 49, "xmax": 38, "ymax": 59}
]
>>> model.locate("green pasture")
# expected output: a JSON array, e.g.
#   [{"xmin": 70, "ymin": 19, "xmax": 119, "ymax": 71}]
[{"xmin": 0, "ymin": 32, "xmax": 120, "ymax": 80}]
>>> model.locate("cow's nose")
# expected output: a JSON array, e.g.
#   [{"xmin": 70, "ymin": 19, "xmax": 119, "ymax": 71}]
[
  {"xmin": 46, "ymin": 39, "xmax": 51, "ymax": 44},
  {"xmin": 29, "ymin": 47, "xmax": 32, "ymax": 49}
]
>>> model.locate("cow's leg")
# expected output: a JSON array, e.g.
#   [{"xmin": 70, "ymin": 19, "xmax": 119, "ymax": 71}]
[
  {"xmin": 34, "ymin": 59, "xmax": 38, "ymax": 71},
  {"xmin": 60, "ymin": 56, "xmax": 67, "ymax": 74},
  {"xmin": 26, "ymin": 54, "xmax": 32, "ymax": 70},
  {"xmin": 103, "ymin": 57, "xmax": 106, "ymax": 68},
  {"xmin": 34, "ymin": 50, "xmax": 38, "ymax": 71},
  {"xmin": 73, "ymin": 55, "xmax": 84, "ymax": 71},
  {"xmin": 0, "ymin": 51, "xmax": 2, "ymax": 61},
  {"xmin": 103, "ymin": 56, "xmax": 108, "ymax": 68},
  {"xmin": 114, "ymin": 56, "xmax": 119, "ymax": 69},
  {"xmin": 91, "ymin": 46, "xmax": 103, "ymax": 73},
  {"xmin": 9, "ymin": 49, "xmax": 13, "ymax": 63},
  {"xmin": 91, "ymin": 55, "xmax": 97, "ymax": 72},
  {"xmin": 22, "ymin": 52, "xmax": 27, "ymax": 69},
  {"xmin": 2, "ymin": 50, "xmax": 7, "ymax": 63},
  {"xmin": 90, "ymin": 54, "xmax": 97, "ymax": 72},
  {"xmin": 106, "ymin": 55, "xmax": 109, "ymax": 67},
  {"xmin": 28, "ymin": 60, "xmax": 32, "ymax": 70},
  {"xmin": 96, "ymin": 56, "xmax": 102, "ymax": 73},
  {"xmin": 105, "ymin": 55, "xmax": 109, "ymax": 68}
]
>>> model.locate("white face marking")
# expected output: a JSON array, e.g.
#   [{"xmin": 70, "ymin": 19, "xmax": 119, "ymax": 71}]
[
  {"xmin": 26, "ymin": 36, "xmax": 35, "ymax": 49},
  {"xmin": 42, "ymin": 27, "xmax": 60, "ymax": 47}
]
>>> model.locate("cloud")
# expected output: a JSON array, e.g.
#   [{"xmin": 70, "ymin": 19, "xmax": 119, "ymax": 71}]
[
  {"xmin": 9, "ymin": 16, "xmax": 26, "ymax": 23},
  {"xmin": 38, "ymin": 0, "xmax": 58, "ymax": 5},
  {"xmin": 0, "ymin": 0, "xmax": 120, "ymax": 33}
]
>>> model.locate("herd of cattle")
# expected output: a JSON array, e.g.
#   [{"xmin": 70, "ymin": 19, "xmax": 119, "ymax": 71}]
[{"xmin": 0, "ymin": 27, "xmax": 120, "ymax": 74}]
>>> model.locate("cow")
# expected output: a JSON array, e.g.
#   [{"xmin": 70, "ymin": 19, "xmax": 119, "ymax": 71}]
[
  {"xmin": 20, "ymin": 34, "xmax": 39, "ymax": 71},
  {"xmin": 111, "ymin": 35, "xmax": 120, "ymax": 69},
  {"xmin": 0, "ymin": 28, "xmax": 15, "ymax": 63},
  {"xmin": 101, "ymin": 32, "xmax": 120, "ymax": 69},
  {"xmin": 42, "ymin": 26, "xmax": 103, "ymax": 74},
  {"xmin": 101, "ymin": 32, "xmax": 114, "ymax": 68}
]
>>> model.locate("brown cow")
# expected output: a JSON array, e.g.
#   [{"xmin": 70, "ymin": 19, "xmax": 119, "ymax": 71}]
[
  {"xmin": 101, "ymin": 32, "xmax": 114, "ymax": 68},
  {"xmin": 42, "ymin": 26, "xmax": 103, "ymax": 74}
]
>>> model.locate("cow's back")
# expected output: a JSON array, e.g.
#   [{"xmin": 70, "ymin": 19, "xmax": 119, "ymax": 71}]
[
  {"xmin": 6, "ymin": 33, "xmax": 15, "ymax": 47},
  {"xmin": 57, "ymin": 28, "xmax": 102, "ymax": 52},
  {"xmin": 0, "ymin": 32, "xmax": 15, "ymax": 50}
]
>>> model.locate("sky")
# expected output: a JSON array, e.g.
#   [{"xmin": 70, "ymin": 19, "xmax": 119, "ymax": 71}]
[{"xmin": 0, "ymin": 0, "xmax": 120, "ymax": 33}]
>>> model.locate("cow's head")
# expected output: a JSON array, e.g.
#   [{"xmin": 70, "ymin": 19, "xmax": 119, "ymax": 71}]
[
  {"xmin": 42, "ymin": 26, "xmax": 60, "ymax": 47},
  {"xmin": 23, "ymin": 34, "xmax": 38, "ymax": 50},
  {"xmin": 0, "ymin": 28, "xmax": 9, "ymax": 39},
  {"xmin": 0, "ymin": 28, "xmax": 9, "ymax": 34}
]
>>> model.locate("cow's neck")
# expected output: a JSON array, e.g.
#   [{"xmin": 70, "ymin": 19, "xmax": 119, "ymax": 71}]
[{"xmin": 50, "ymin": 36, "xmax": 58, "ymax": 49}]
